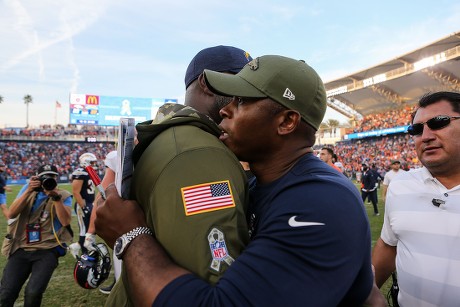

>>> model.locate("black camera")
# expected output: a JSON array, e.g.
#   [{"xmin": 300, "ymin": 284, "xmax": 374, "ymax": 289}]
[{"xmin": 34, "ymin": 175, "xmax": 58, "ymax": 191}]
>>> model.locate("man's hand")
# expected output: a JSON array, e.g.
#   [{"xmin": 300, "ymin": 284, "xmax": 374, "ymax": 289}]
[
  {"xmin": 82, "ymin": 205, "xmax": 90, "ymax": 216},
  {"xmin": 69, "ymin": 242, "xmax": 81, "ymax": 259},
  {"xmin": 363, "ymin": 283, "xmax": 388, "ymax": 307},
  {"xmin": 94, "ymin": 184, "xmax": 148, "ymax": 248},
  {"xmin": 45, "ymin": 188, "xmax": 61, "ymax": 201},
  {"xmin": 95, "ymin": 185, "xmax": 190, "ymax": 306},
  {"xmin": 28, "ymin": 176, "xmax": 41, "ymax": 192},
  {"xmin": 84, "ymin": 233, "xmax": 97, "ymax": 251}
]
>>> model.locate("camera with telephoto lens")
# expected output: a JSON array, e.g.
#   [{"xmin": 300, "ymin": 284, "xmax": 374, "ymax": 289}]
[{"xmin": 34, "ymin": 175, "xmax": 58, "ymax": 191}]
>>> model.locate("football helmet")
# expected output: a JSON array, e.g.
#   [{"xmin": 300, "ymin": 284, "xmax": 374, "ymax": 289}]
[
  {"xmin": 79, "ymin": 153, "xmax": 97, "ymax": 168},
  {"xmin": 73, "ymin": 243, "xmax": 111, "ymax": 289}
]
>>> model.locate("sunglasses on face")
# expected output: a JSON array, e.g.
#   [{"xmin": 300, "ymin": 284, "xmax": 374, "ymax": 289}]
[{"xmin": 407, "ymin": 115, "xmax": 460, "ymax": 136}]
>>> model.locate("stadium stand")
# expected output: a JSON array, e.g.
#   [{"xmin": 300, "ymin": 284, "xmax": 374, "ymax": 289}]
[
  {"xmin": 324, "ymin": 31, "xmax": 460, "ymax": 118},
  {"xmin": 0, "ymin": 125, "xmax": 117, "ymax": 140},
  {"xmin": 0, "ymin": 125, "xmax": 116, "ymax": 183},
  {"xmin": 316, "ymin": 32, "xmax": 460, "ymax": 180},
  {"xmin": 1, "ymin": 120, "xmax": 418, "ymax": 185},
  {"xmin": 316, "ymin": 134, "xmax": 421, "ymax": 181},
  {"xmin": 351, "ymin": 106, "xmax": 415, "ymax": 133},
  {"xmin": 1, "ymin": 33, "xmax": 459, "ymax": 186}
]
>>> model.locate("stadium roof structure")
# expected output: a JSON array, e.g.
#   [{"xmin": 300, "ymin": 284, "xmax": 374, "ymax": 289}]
[{"xmin": 324, "ymin": 31, "xmax": 460, "ymax": 119}]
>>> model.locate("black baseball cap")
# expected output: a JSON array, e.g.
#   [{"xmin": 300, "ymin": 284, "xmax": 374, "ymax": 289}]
[
  {"xmin": 184, "ymin": 45, "xmax": 252, "ymax": 89},
  {"xmin": 37, "ymin": 164, "xmax": 59, "ymax": 177}
]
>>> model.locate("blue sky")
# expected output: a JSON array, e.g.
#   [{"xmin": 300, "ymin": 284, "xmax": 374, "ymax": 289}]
[{"xmin": 1, "ymin": 0, "xmax": 460, "ymax": 128}]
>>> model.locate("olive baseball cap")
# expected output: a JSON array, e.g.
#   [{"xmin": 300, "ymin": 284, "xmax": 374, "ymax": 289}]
[{"xmin": 204, "ymin": 55, "xmax": 327, "ymax": 130}]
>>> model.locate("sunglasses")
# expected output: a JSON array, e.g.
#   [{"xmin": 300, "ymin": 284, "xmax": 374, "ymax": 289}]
[{"xmin": 407, "ymin": 115, "xmax": 460, "ymax": 136}]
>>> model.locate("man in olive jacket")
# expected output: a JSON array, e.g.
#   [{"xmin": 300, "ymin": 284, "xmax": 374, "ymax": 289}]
[{"xmin": 106, "ymin": 46, "xmax": 252, "ymax": 306}]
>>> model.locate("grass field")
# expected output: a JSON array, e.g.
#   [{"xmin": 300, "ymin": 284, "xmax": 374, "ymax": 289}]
[
  {"xmin": 0, "ymin": 184, "xmax": 111, "ymax": 307},
  {"xmin": 0, "ymin": 183, "xmax": 392, "ymax": 306}
]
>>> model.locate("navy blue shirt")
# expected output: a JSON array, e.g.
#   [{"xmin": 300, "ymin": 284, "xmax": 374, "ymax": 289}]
[
  {"xmin": 361, "ymin": 170, "xmax": 378, "ymax": 191},
  {"xmin": 0, "ymin": 173, "xmax": 6, "ymax": 194},
  {"xmin": 71, "ymin": 167, "xmax": 95, "ymax": 204},
  {"xmin": 154, "ymin": 154, "xmax": 373, "ymax": 306}
]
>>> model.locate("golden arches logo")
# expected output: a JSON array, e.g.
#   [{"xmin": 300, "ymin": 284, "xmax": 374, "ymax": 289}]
[{"xmin": 86, "ymin": 95, "xmax": 99, "ymax": 105}]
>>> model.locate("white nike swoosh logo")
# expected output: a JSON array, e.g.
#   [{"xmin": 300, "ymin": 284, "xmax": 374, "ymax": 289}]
[{"xmin": 288, "ymin": 216, "xmax": 325, "ymax": 227}]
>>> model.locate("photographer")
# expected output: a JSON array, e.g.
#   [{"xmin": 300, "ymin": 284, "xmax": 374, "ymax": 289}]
[{"xmin": 0, "ymin": 164, "xmax": 73, "ymax": 307}]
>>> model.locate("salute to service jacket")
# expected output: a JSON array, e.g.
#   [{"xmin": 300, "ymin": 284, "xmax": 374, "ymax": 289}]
[{"xmin": 107, "ymin": 104, "xmax": 249, "ymax": 307}]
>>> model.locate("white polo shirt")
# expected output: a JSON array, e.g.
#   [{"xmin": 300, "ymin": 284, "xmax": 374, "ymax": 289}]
[
  {"xmin": 381, "ymin": 167, "xmax": 460, "ymax": 307},
  {"xmin": 382, "ymin": 169, "xmax": 401, "ymax": 186}
]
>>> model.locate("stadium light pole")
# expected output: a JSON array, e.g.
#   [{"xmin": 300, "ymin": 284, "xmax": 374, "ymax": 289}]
[{"xmin": 24, "ymin": 94, "xmax": 33, "ymax": 128}]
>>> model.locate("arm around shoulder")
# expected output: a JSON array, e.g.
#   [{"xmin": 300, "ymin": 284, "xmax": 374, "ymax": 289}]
[{"xmin": 95, "ymin": 185, "xmax": 191, "ymax": 306}]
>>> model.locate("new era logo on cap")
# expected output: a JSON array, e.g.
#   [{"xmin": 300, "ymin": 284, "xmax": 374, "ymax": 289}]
[{"xmin": 283, "ymin": 88, "xmax": 295, "ymax": 100}]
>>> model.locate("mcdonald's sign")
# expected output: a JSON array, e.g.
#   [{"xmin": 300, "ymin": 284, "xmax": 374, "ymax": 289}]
[{"xmin": 86, "ymin": 95, "xmax": 99, "ymax": 105}]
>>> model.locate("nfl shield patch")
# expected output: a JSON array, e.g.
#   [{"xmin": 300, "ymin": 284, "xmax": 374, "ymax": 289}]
[{"xmin": 208, "ymin": 228, "xmax": 234, "ymax": 272}]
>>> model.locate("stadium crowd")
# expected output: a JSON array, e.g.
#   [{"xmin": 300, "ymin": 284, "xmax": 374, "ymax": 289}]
[
  {"xmin": 0, "ymin": 105, "xmax": 421, "ymax": 182},
  {"xmin": 0, "ymin": 141, "xmax": 115, "ymax": 180},
  {"xmin": 318, "ymin": 133, "xmax": 422, "ymax": 180},
  {"xmin": 351, "ymin": 105, "xmax": 415, "ymax": 133},
  {"xmin": 0, "ymin": 125, "xmax": 117, "ymax": 139},
  {"xmin": 313, "ymin": 105, "xmax": 422, "ymax": 180}
]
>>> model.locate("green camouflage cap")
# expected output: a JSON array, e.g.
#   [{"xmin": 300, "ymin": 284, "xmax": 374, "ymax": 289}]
[{"xmin": 204, "ymin": 55, "xmax": 327, "ymax": 130}]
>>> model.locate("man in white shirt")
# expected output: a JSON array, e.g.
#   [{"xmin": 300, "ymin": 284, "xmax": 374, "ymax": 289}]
[
  {"xmin": 381, "ymin": 159, "xmax": 401, "ymax": 203},
  {"xmin": 372, "ymin": 91, "xmax": 460, "ymax": 307}
]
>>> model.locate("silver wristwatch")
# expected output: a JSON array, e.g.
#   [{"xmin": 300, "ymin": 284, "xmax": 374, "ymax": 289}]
[{"xmin": 114, "ymin": 226, "xmax": 153, "ymax": 260}]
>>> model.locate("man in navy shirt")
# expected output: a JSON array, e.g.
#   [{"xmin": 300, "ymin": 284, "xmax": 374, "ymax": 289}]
[
  {"xmin": 0, "ymin": 161, "xmax": 11, "ymax": 218},
  {"xmin": 71, "ymin": 153, "xmax": 97, "ymax": 254},
  {"xmin": 95, "ymin": 55, "xmax": 385, "ymax": 306},
  {"xmin": 361, "ymin": 163, "xmax": 380, "ymax": 215}
]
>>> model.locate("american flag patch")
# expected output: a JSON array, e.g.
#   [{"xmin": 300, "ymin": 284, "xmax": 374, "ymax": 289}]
[{"xmin": 181, "ymin": 181, "xmax": 236, "ymax": 216}]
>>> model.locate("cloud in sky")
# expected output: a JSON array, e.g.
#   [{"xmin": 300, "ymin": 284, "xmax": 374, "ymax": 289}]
[{"xmin": 1, "ymin": 0, "xmax": 460, "ymax": 127}]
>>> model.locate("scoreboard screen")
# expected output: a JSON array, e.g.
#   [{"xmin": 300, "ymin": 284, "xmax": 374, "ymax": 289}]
[{"xmin": 69, "ymin": 94, "xmax": 178, "ymax": 126}]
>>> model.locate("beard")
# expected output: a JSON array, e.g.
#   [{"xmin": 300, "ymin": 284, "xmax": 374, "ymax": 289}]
[
  {"xmin": 214, "ymin": 95, "xmax": 233, "ymax": 110},
  {"xmin": 211, "ymin": 96, "xmax": 233, "ymax": 124}
]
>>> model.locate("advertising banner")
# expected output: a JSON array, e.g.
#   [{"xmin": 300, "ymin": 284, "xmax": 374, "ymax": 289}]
[{"xmin": 69, "ymin": 94, "xmax": 177, "ymax": 126}]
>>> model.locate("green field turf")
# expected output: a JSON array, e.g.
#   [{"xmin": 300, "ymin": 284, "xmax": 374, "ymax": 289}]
[{"xmin": 0, "ymin": 182, "xmax": 392, "ymax": 306}]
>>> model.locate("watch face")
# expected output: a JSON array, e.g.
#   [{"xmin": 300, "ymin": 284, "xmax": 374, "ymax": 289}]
[{"xmin": 114, "ymin": 237, "xmax": 123, "ymax": 255}]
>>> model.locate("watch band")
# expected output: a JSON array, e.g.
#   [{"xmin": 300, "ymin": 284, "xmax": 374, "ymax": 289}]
[
  {"xmin": 115, "ymin": 226, "xmax": 154, "ymax": 259},
  {"xmin": 124, "ymin": 226, "xmax": 154, "ymax": 242}
]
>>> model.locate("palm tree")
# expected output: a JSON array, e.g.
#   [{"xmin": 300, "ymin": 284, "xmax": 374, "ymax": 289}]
[
  {"xmin": 0, "ymin": 95, "xmax": 3, "ymax": 104},
  {"xmin": 319, "ymin": 122, "xmax": 330, "ymax": 135},
  {"xmin": 24, "ymin": 94, "xmax": 33, "ymax": 128},
  {"xmin": 326, "ymin": 119, "xmax": 340, "ymax": 137},
  {"xmin": 318, "ymin": 122, "xmax": 330, "ymax": 145}
]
